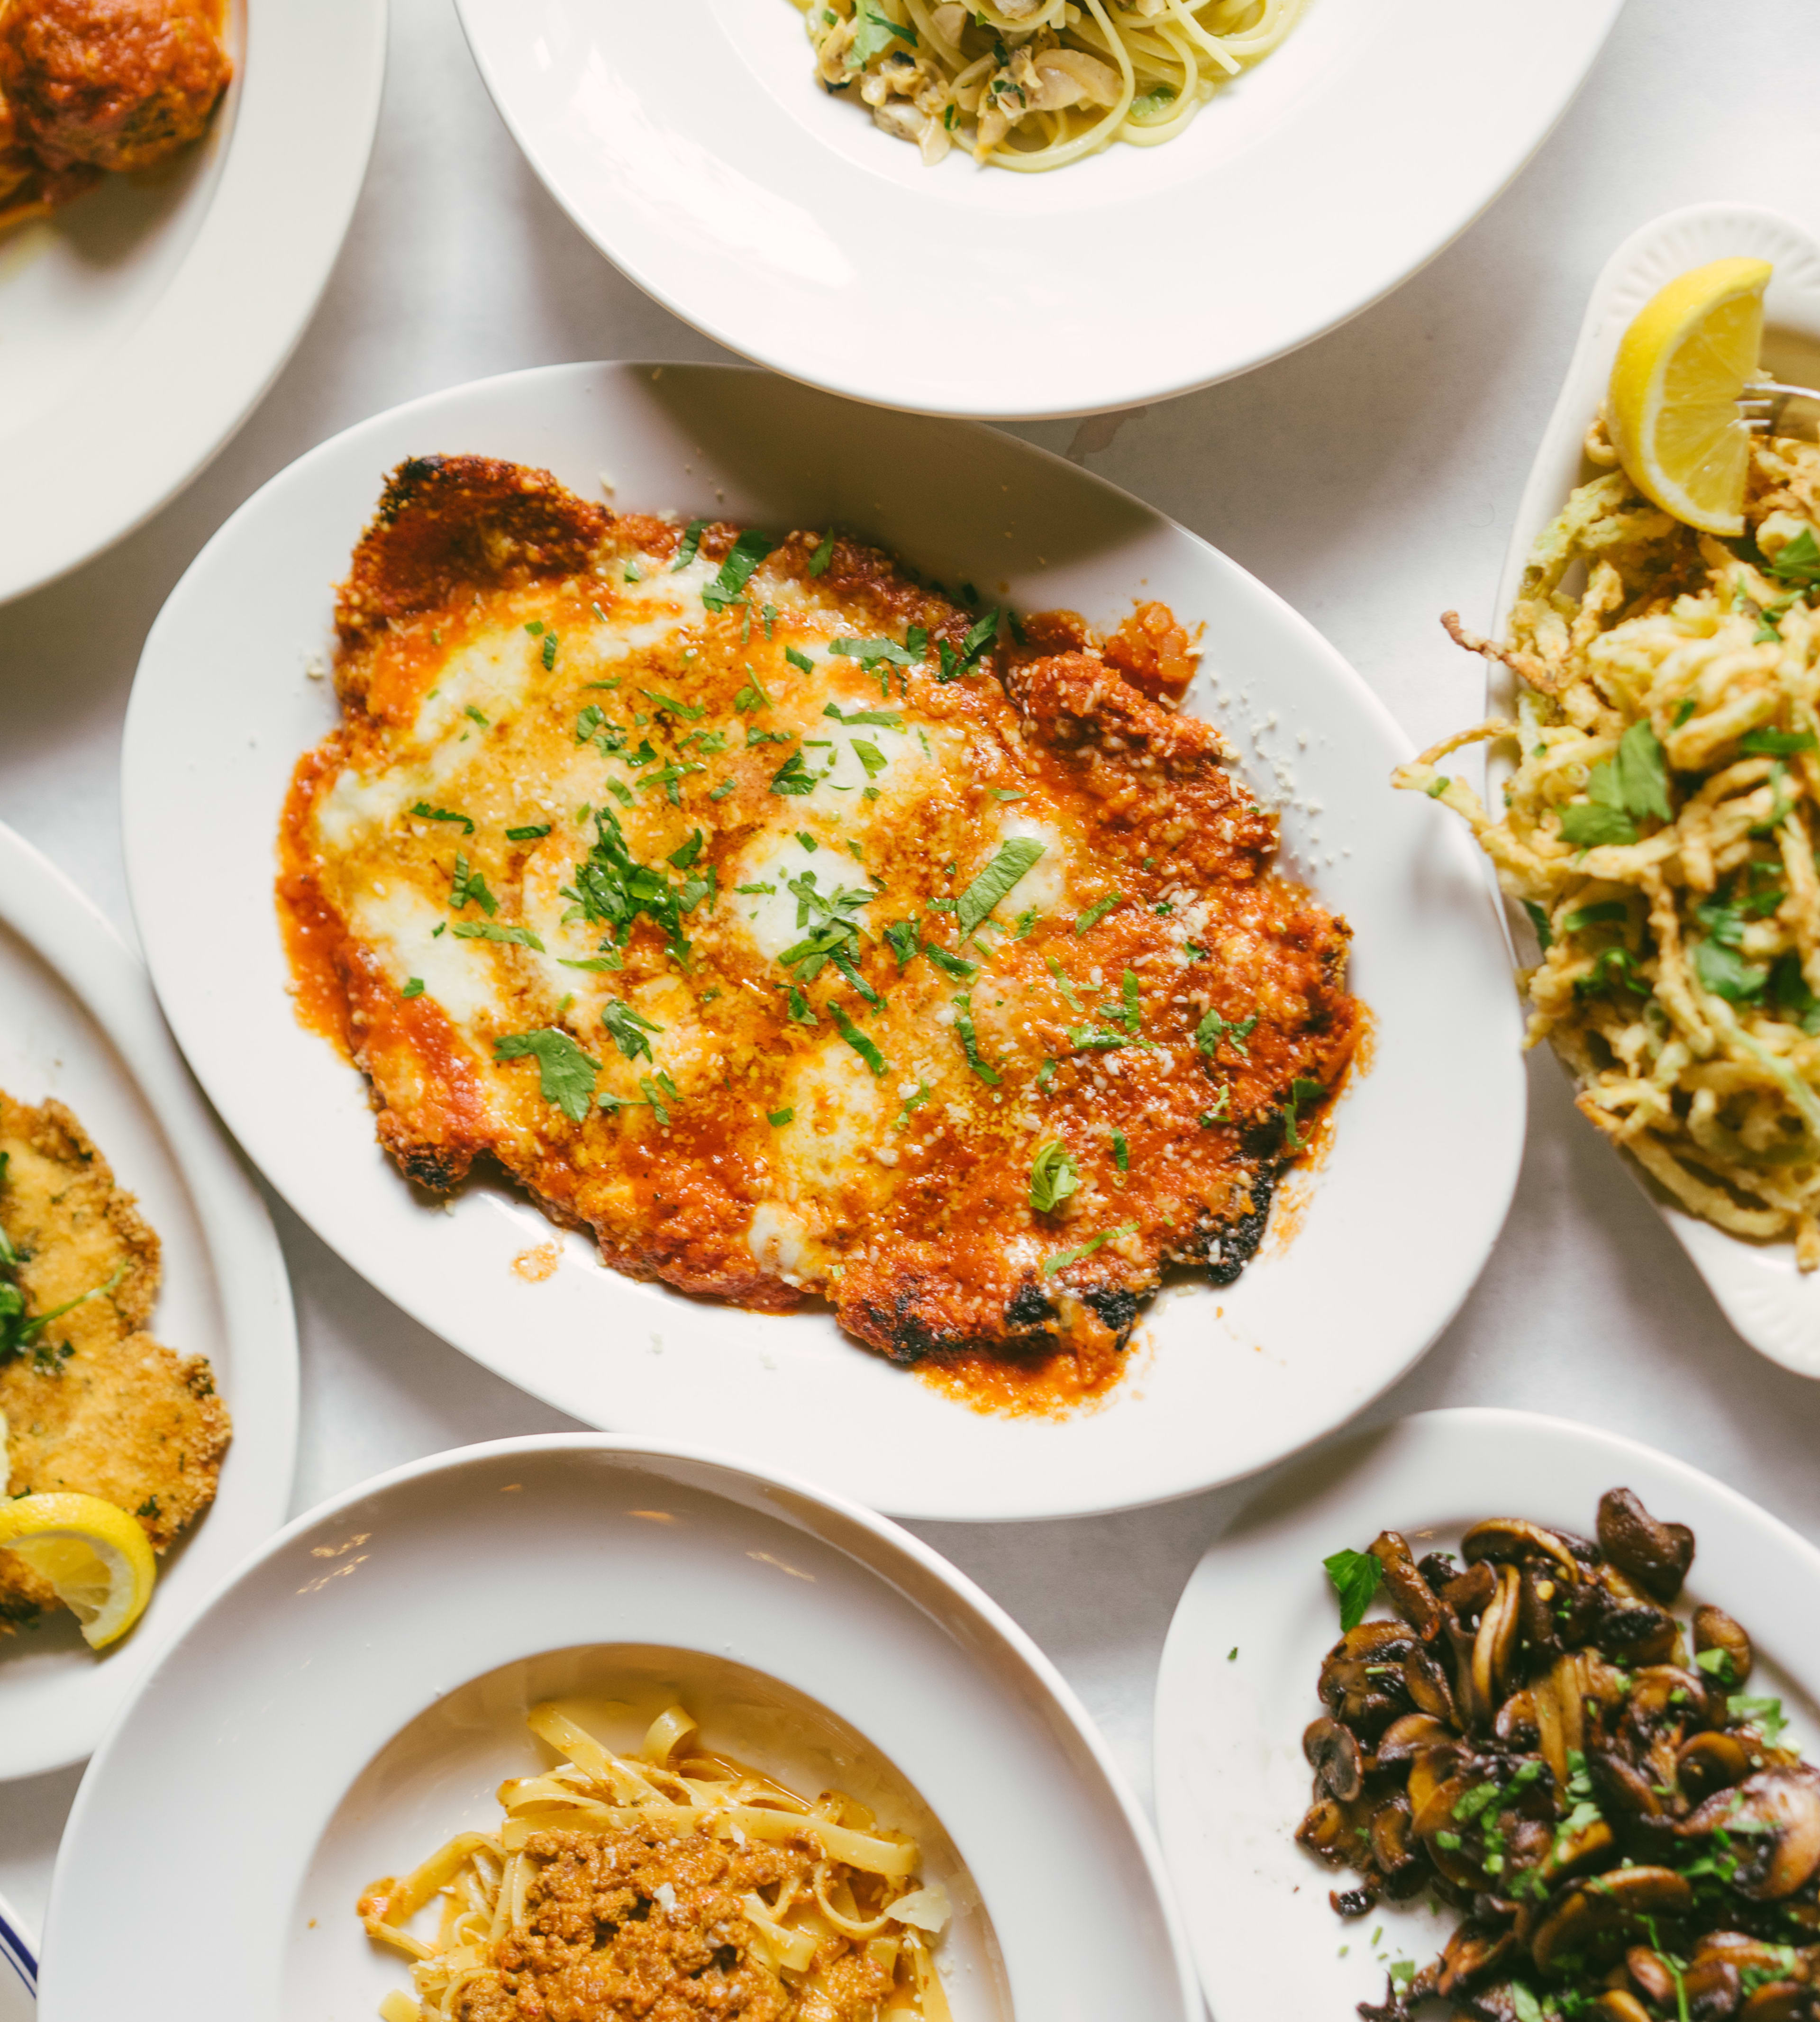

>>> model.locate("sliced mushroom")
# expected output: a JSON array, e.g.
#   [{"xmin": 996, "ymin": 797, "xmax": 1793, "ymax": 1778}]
[
  {"xmin": 1305, "ymin": 1716, "xmax": 1364, "ymax": 1802},
  {"xmin": 1531, "ymin": 1868, "xmax": 1693, "ymax": 1975},
  {"xmin": 1599, "ymin": 1993, "xmax": 1656, "ymax": 2022},
  {"xmin": 1587, "ymin": 1744, "xmax": 1665, "ymax": 1818},
  {"xmin": 1438, "ymin": 1918, "xmax": 1520, "ymax": 1995},
  {"xmin": 1371, "ymin": 1530, "xmax": 1447, "ymax": 1642},
  {"xmin": 1495, "ymin": 1689, "xmax": 1539, "ymax": 1748},
  {"xmin": 1628, "ymin": 1947, "xmax": 1678, "ymax": 2005},
  {"xmin": 1683, "ymin": 1957, "xmax": 1743, "ymax": 2022},
  {"xmin": 1473, "ymin": 1566, "xmax": 1523, "ymax": 1706},
  {"xmin": 1599, "ymin": 1599, "xmax": 1682, "ymax": 1667},
  {"xmin": 1376, "ymin": 1713, "xmax": 1454, "ymax": 1767},
  {"xmin": 1296, "ymin": 1796, "xmax": 1354, "ymax": 1864},
  {"xmin": 1405, "ymin": 1643, "xmax": 1458, "ymax": 1723},
  {"xmin": 1463, "ymin": 1517, "xmax": 1585, "ymax": 1581},
  {"xmin": 1695, "ymin": 1605, "xmax": 1755, "ymax": 1688},
  {"xmin": 1685, "ymin": 1769, "xmax": 1820, "ymax": 1900},
  {"xmin": 1738, "ymin": 1985, "xmax": 1807, "ymax": 2022},
  {"xmin": 1443, "ymin": 1559, "xmax": 1500, "ymax": 1623},
  {"xmin": 1330, "ymin": 1884, "xmax": 1377, "ymax": 1917},
  {"xmin": 1406, "ymin": 1739, "xmax": 1467, "ymax": 1820},
  {"xmin": 1598, "ymin": 1488, "xmax": 1696, "ymax": 1602},
  {"xmin": 1537, "ymin": 1810, "xmax": 1615, "ymax": 1885},
  {"xmin": 1678, "ymin": 1730, "xmax": 1752, "ymax": 1801},
  {"xmin": 1413, "ymin": 1773, "xmax": 1490, "ymax": 1888},
  {"xmin": 1369, "ymin": 1794, "xmax": 1421, "ymax": 1885}
]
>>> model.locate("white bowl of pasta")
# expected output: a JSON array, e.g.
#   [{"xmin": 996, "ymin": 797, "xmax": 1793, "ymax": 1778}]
[
  {"xmin": 1434, "ymin": 201, "xmax": 1820, "ymax": 1376},
  {"xmin": 37, "ymin": 1435, "xmax": 1199, "ymax": 2022},
  {"xmin": 450, "ymin": 0, "xmax": 1623, "ymax": 418}
]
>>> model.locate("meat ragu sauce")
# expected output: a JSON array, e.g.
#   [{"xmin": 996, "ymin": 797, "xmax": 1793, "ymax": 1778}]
[{"xmin": 277, "ymin": 456, "xmax": 1361, "ymax": 1411}]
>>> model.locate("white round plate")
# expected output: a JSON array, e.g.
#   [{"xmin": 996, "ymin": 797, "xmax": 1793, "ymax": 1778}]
[
  {"xmin": 40, "ymin": 1433, "xmax": 1199, "ymax": 2022},
  {"xmin": 121, "ymin": 360, "xmax": 1525, "ymax": 1523},
  {"xmin": 1153, "ymin": 1406, "xmax": 1820, "ymax": 2022},
  {"xmin": 0, "ymin": 0, "xmax": 386, "ymax": 605},
  {"xmin": 0, "ymin": 821, "xmax": 296, "ymax": 1778},
  {"xmin": 0, "ymin": 1893, "xmax": 33, "ymax": 2022},
  {"xmin": 1480, "ymin": 203, "xmax": 1820, "ymax": 1377},
  {"xmin": 453, "ymin": 0, "xmax": 1621, "ymax": 420}
]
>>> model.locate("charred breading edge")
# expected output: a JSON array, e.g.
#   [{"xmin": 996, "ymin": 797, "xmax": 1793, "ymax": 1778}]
[{"xmin": 0, "ymin": 1091, "xmax": 230, "ymax": 1631}]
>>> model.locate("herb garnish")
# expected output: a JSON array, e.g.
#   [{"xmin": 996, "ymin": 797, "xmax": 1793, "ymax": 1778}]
[
  {"xmin": 411, "ymin": 802, "xmax": 474, "ymax": 834},
  {"xmin": 452, "ymin": 921, "xmax": 546, "ymax": 951},
  {"xmin": 833, "ymin": 1005, "xmax": 887, "ymax": 1076},
  {"xmin": 491, "ymin": 1028, "xmax": 599, "ymax": 1123},
  {"xmin": 1322, "ymin": 1547, "xmax": 1383, "ymax": 1632},
  {"xmin": 951, "ymin": 993, "xmax": 1001, "ymax": 1084},
  {"xmin": 703, "ymin": 530, "xmax": 776, "ymax": 613},
  {"xmin": 1074, "ymin": 892, "xmax": 1124, "ymax": 935},
  {"xmin": 956, "ymin": 838, "xmax": 1045, "ymax": 938},
  {"xmin": 1042, "ymin": 1222, "xmax": 1136, "ymax": 1279},
  {"xmin": 1028, "ymin": 1141, "xmax": 1080, "ymax": 1214}
]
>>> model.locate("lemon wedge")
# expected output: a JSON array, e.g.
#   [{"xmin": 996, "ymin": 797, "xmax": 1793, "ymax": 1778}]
[
  {"xmin": 1607, "ymin": 256, "xmax": 1773, "ymax": 535},
  {"xmin": 0, "ymin": 1491, "xmax": 156, "ymax": 1649}
]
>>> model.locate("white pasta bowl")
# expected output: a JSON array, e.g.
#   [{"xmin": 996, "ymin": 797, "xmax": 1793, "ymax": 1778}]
[
  {"xmin": 1153, "ymin": 1407, "xmax": 1820, "ymax": 2022},
  {"xmin": 452, "ymin": 0, "xmax": 1622, "ymax": 418},
  {"xmin": 121, "ymin": 360, "xmax": 1526, "ymax": 1522},
  {"xmin": 39, "ymin": 1434, "xmax": 1199, "ymax": 2022},
  {"xmin": 1485, "ymin": 202, "xmax": 1820, "ymax": 1377}
]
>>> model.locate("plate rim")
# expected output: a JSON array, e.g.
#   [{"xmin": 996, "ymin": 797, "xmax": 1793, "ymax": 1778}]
[
  {"xmin": 0, "ymin": 1888, "xmax": 34, "ymax": 2006},
  {"xmin": 42, "ymin": 1428, "xmax": 1203, "ymax": 2022},
  {"xmin": 0, "ymin": 0, "xmax": 388, "ymax": 606},
  {"xmin": 120, "ymin": 356, "xmax": 1527, "ymax": 1523},
  {"xmin": 1151, "ymin": 1403, "xmax": 1820, "ymax": 2022},
  {"xmin": 0, "ymin": 819, "xmax": 299, "ymax": 1779},
  {"xmin": 451, "ymin": 0, "xmax": 1624, "ymax": 420}
]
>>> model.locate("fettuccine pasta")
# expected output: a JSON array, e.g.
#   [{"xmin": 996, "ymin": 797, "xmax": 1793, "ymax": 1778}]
[
  {"xmin": 360, "ymin": 1701, "xmax": 954, "ymax": 2021},
  {"xmin": 795, "ymin": 0, "xmax": 1307, "ymax": 171},
  {"xmin": 1395, "ymin": 419, "xmax": 1820, "ymax": 1265}
]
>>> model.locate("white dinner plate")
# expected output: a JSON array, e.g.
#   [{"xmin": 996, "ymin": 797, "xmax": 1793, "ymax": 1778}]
[
  {"xmin": 121, "ymin": 360, "xmax": 1526, "ymax": 1523},
  {"xmin": 40, "ymin": 1433, "xmax": 1199, "ymax": 2022},
  {"xmin": 1481, "ymin": 202, "xmax": 1820, "ymax": 1377},
  {"xmin": 0, "ymin": 821, "xmax": 296, "ymax": 1779},
  {"xmin": 0, "ymin": 0, "xmax": 386, "ymax": 605},
  {"xmin": 1153, "ymin": 1406, "xmax": 1820, "ymax": 2022},
  {"xmin": 453, "ymin": 0, "xmax": 1621, "ymax": 419},
  {"xmin": 0, "ymin": 1892, "xmax": 33, "ymax": 2022}
]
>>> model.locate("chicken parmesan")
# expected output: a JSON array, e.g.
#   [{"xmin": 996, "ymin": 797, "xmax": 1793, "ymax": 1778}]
[{"xmin": 280, "ymin": 456, "xmax": 1360, "ymax": 1403}]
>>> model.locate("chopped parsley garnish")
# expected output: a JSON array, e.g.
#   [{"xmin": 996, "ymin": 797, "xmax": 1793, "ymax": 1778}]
[
  {"xmin": 505, "ymin": 823, "xmax": 551, "ymax": 843},
  {"xmin": 1112, "ymin": 1130, "xmax": 1128, "ymax": 1172},
  {"xmin": 1036, "ymin": 1059, "xmax": 1056, "ymax": 1092},
  {"xmin": 464, "ymin": 705, "xmax": 490, "ymax": 728},
  {"xmin": 452, "ymin": 920, "xmax": 545, "ymax": 952},
  {"xmin": 1740, "ymin": 725, "xmax": 1817, "ymax": 756},
  {"xmin": 702, "ymin": 530, "xmax": 776, "ymax": 612},
  {"xmin": 673, "ymin": 518, "xmax": 709, "ymax": 571},
  {"xmin": 1046, "ymin": 957, "xmax": 1083, "ymax": 1013},
  {"xmin": 785, "ymin": 646, "xmax": 815, "ymax": 675},
  {"xmin": 884, "ymin": 919, "xmax": 919, "ymax": 966},
  {"xmin": 541, "ymin": 632, "xmax": 558, "ymax": 671},
  {"xmin": 449, "ymin": 852, "xmax": 498, "ymax": 916},
  {"xmin": 1028, "ymin": 1141, "xmax": 1080, "ymax": 1214},
  {"xmin": 561, "ymin": 807, "xmax": 709, "ymax": 965},
  {"xmin": 1074, "ymin": 892, "xmax": 1124, "ymax": 935},
  {"xmin": 1522, "ymin": 899, "xmax": 1554, "ymax": 950},
  {"xmin": 787, "ymin": 985, "xmax": 817, "ymax": 1025},
  {"xmin": 735, "ymin": 679, "xmax": 774, "ymax": 715},
  {"xmin": 833, "ymin": 1005, "xmax": 888, "ymax": 1076},
  {"xmin": 1322, "ymin": 1547, "xmax": 1383, "ymax": 1632},
  {"xmin": 924, "ymin": 943, "xmax": 976, "ymax": 979},
  {"xmin": 824, "ymin": 702, "xmax": 904, "ymax": 729},
  {"xmin": 1042, "ymin": 1222, "xmax": 1135, "ymax": 1279},
  {"xmin": 1282, "ymin": 1075, "xmax": 1328, "ymax": 1152},
  {"xmin": 808, "ymin": 530, "xmax": 836, "ymax": 576},
  {"xmin": 601, "ymin": 1000, "xmax": 663, "ymax": 1062},
  {"xmin": 950, "ymin": 993, "xmax": 1000, "ymax": 1084},
  {"xmin": 558, "ymin": 952, "xmax": 624, "ymax": 972},
  {"xmin": 1195, "ymin": 1006, "xmax": 1257, "ymax": 1060},
  {"xmin": 769, "ymin": 751, "xmax": 817, "ymax": 797},
  {"xmin": 1558, "ymin": 720, "xmax": 1671, "ymax": 848},
  {"xmin": 491, "ymin": 1028, "xmax": 599, "ymax": 1124},
  {"xmin": 411, "ymin": 802, "xmax": 474, "ymax": 834},
  {"xmin": 641, "ymin": 688, "xmax": 705, "ymax": 723},
  {"xmin": 1767, "ymin": 526, "xmax": 1820, "ymax": 592},
  {"xmin": 638, "ymin": 1071, "xmax": 680, "ymax": 1126},
  {"xmin": 893, "ymin": 1080, "xmax": 932, "ymax": 1129},
  {"xmin": 1694, "ymin": 1646, "xmax": 1737, "ymax": 1684},
  {"xmin": 851, "ymin": 0, "xmax": 917, "ymax": 63},
  {"xmin": 768, "ymin": 1108, "xmax": 794, "ymax": 1126},
  {"xmin": 956, "ymin": 838, "xmax": 1045, "ymax": 937},
  {"xmin": 668, "ymin": 829, "xmax": 704, "ymax": 870},
  {"xmin": 401, "ymin": 977, "xmax": 425, "ymax": 998},
  {"xmin": 709, "ymin": 779, "xmax": 737, "ymax": 802},
  {"xmin": 1729, "ymin": 1693, "xmax": 1790, "ymax": 1743},
  {"xmin": 851, "ymin": 739, "xmax": 888, "ymax": 779},
  {"xmin": 831, "ymin": 636, "xmax": 916, "ymax": 669}
]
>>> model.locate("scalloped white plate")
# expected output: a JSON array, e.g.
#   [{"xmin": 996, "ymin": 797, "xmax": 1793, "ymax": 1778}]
[
  {"xmin": 0, "ymin": 0, "xmax": 386, "ymax": 605},
  {"xmin": 1486, "ymin": 203, "xmax": 1820, "ymax": 1377},
  {"xmin": 40, "ymin": 1435, "xmax": 1199, "ymax": 2022},
  {"xmin": 1153, "ymin": 1408, "xmax": 1820, "ymax": 2022},
  {"xmin": 0, "ymin": 821, "xmax": 296, "ymax": 1778},
  {"xmin": 453, "ymin": 0, "xmax": 1621, "ymax": 419},
  {"xmin": 121, "ymin": 360, "xmax": 1525, "ymax": 1522}
]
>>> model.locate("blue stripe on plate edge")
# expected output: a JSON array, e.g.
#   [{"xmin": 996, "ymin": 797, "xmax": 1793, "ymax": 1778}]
[{"xmin": 0, "ymin": 1905, "xmax": 35, "ymax": 1999}]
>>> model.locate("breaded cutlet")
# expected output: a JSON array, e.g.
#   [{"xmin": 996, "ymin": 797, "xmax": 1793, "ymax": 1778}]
[{"xmin": 0, "ymin": 1090, "xmax": 231, "ymax": 1632}]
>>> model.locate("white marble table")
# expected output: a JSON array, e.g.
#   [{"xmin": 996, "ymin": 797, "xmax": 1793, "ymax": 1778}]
[{"xmin": 5, "ymin": 0, "xmax": 1820, "ymax": 1959}]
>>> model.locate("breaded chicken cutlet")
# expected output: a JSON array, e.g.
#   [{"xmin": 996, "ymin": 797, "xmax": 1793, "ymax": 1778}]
[
  {"xmin": 0, "ymin": 1090, "xmax": 230, "ymax": 1632},
  {"xmin": 280, "ymin": 456, "xmax": 1362, "ymax": 1407}
]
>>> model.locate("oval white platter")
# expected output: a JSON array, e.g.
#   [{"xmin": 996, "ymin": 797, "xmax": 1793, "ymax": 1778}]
[
  {"xmin": 40, "ymin": 1434, "xmax": 1200, "ymax": 2022},
  {"xmin": 1153, "ymin": 1406, "xmax": 1820, "ymax": 2022},
  {"xmin": 1482, "ymin": 202, "xmax": 1820, "ymax": 1377},
  {"xmin": 121, "ymin": 359, "xmax": 1525, "ymax": 1523},
  {"xmin": 0, "ymin": 0, "xmax": 386, "ymax": 606},
  {"xmin": 453, "ymin": 0, "xmax": 1622, "ymax": 420},
  {"xmin": 0, "ymin": 821, "xmax": 296, "ymax": 1780},
  {"xmin": 0, "ymin": 1892, "xmax": 32, "ymax": 2022}
]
